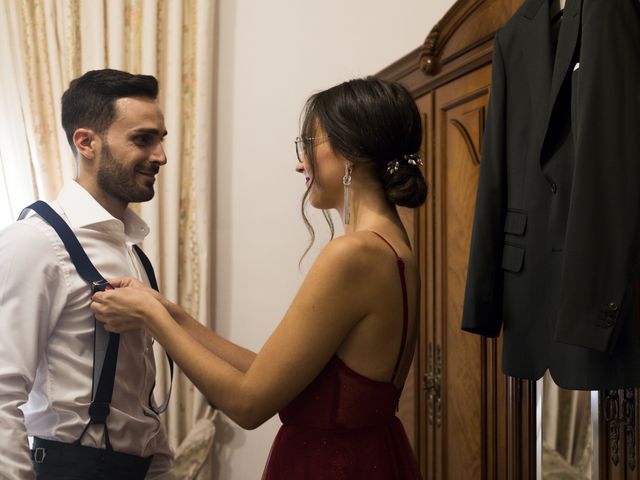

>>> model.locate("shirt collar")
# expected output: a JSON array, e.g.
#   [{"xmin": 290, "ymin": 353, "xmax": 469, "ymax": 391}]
[{"xmin": 57, "ymin": 180, "xmax": 150, "ymax": 245}]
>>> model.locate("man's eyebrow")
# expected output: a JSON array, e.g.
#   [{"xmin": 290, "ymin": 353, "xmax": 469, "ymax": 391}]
[{"xmin": 130, "ymin": 128, "xmax": 168, "ymax": 137}]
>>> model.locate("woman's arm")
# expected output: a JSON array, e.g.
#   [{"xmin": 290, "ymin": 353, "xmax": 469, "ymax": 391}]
[
  {"xmin": 166, "ymin": 300, "xmax": 256, "ymax": 373},
  {"xmin": 107, "ymin": 277, "xmax": 256, "ymax": 372},
  {"xmin": 93, "ymin": 236, "xmax": 373, "ymax": 429}
]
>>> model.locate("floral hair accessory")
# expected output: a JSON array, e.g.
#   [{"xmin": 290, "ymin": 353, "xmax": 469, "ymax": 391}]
[{"xmin": 386, "ymin": 153, "xmax": 423, "ymax": 174}]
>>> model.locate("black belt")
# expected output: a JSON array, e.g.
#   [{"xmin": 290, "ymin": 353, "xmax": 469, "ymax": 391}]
[{"xmin": 31, "ymin": 437, "xmax": 152, "ymax": 480}]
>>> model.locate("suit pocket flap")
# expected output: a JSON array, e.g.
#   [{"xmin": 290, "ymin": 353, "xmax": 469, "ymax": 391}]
[
  {"xmin": 501, "ymin": 243, "xmax": 524, "ymax": 273},
  {"xmin": 503, "ymin": 210, "xmax": 527, "ymax": 235}
]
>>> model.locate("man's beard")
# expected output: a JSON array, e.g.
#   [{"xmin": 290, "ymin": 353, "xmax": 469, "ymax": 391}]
[{"xmin": 96, "ymin": 143, "xmax": 157, "ymax": 204}]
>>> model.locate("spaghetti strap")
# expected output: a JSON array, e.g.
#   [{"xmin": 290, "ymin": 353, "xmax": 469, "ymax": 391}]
[
  {"xmin": 370, "ymin": 231, "xmax": 400, "ymax": 258},
  {"xmin": 369, "ymin": 232, "xmax": 409, "ymax": 384}
]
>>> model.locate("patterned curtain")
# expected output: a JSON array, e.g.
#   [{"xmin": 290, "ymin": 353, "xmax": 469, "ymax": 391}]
[{"xmin": 0, "ymin": 1, "xmax": 216, "ymax": 477}]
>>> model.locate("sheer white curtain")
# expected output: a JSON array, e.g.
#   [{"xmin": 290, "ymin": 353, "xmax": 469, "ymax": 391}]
[
  {"xmin": 0, "ymin": 0, "xmax": 76, "ymax": 227},
  {"xmin": 0, "ymin": 1, "xmax": 216, "ymax": 477}
]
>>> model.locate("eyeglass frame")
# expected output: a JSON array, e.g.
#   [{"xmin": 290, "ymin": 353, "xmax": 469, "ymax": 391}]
[{"xmin": 294, "ymin": 135, "xmax": 330, "ymax": 163}]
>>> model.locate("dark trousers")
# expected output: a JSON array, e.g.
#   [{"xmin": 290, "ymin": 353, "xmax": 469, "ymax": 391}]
[{"xmin": 31, "ymin": 437, "xmax": 152, "ymax": 480}]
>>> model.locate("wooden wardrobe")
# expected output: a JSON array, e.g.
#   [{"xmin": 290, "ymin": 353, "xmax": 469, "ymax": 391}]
[{"xmin": 380, "ymin": 0, "xmax": 640, "ymax": 478}]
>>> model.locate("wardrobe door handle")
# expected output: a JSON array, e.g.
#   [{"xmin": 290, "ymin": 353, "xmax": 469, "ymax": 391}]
[
  {"xmin": 424, "ymin": 344, "xmax": 442, "ymax": 427},
  {"xmin": 434, "ymin": 344, "xmax": 442, "ymax": 427},
  {"xmin": 425, "ymin": 343, "xmax": 435, "ymax": 425}
]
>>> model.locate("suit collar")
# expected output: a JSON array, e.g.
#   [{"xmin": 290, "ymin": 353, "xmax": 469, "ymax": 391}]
[
  {"xmin": 521, "ymin": 0, "xmax": 554, "ymax": 148},
  {"xmin": 549, "ymin": 0, "xmax": 582, "ymax": 116},
  {"xmin": 540, "ymin": 0, "xmax": 583, "ymax": 164},
  {"xmin": 523, "ymin": 0, "xmax": 548, "ymax": 19}
]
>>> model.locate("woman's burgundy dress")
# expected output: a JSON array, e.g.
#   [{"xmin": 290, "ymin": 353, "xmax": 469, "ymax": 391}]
[{"xmin": 262, "ymin": 233, "xmax": 421, "ymax": 479}]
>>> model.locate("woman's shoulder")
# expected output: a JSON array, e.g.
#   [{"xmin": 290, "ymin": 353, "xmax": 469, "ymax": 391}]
[{"xmin": 315, "ymin": 231, "xmax": 397, "ymax": 274}]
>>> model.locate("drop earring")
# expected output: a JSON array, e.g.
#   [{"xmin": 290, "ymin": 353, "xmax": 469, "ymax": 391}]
[{"xmin": 343, "ymin": 163, "xmax": 353, "ymax": 224}]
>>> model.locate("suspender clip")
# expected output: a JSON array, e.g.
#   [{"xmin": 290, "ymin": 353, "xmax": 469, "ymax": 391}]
[
  {"xmin": 88, "ymin": 401, "xmax": 111, "ymax": 423},
  {"xmin": 33, "ymin": 447, "xmax": 46, "ymax": 464},
  {"xmin": 91, "ymin": 279, "xmax": 114, "ymax": 293}
]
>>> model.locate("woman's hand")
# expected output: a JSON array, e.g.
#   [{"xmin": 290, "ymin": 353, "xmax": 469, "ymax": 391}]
[
  {"xmin": 91, "ymin": 284, "xmax": 165, "ymax": 334},
  {"xmin": 109, "ymin": 276, "xmax": 175, "ymax": 313}
]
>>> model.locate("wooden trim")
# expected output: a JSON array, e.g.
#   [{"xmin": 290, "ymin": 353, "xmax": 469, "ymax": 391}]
[
  {"xmin": 377, "ymin": 47, "xmax": 422, "ymax": 85},
  {"xmin": 419, "ymin": 0, "xmax": 486, "ymax": 75},
  {"xmin": 377, "ymin": 1, "xmax": 528, "ymax": 478}
]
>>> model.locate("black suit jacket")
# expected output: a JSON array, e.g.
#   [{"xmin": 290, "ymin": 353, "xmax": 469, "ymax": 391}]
[{"xmin": 461, "ymin": 0, "xmax": 640, "ymax": 390}]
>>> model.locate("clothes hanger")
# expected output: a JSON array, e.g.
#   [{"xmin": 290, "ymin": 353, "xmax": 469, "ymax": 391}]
[{"xmin": 550, "ymin": 0, "xmax": 565, "ymax": 27}]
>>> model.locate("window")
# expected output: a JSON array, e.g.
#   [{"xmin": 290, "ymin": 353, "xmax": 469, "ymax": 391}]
[{"xmin": 0, "ymin": 70, "xmax": 37, "ymax": 229}]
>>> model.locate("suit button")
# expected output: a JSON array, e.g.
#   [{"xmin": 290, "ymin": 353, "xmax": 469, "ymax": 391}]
[
  {"xmin": 550, "ymin": 183, "xmax": 558, "ymax": 194},
  {"xmin": 608, "ymin": 302, "xmax": 618, "ymax": 311}
]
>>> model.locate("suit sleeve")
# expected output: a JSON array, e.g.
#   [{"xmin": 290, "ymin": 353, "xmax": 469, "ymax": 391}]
[
  {"xmin": 555, "ymin": 0, "xmax": 640, "ymax": 352},
  {"xmin": 0, "ymin": 222, "xmax": 67, "ymax": 479},
  {"xmin": 461, "ymin": 32, "xmax": 508, "ymax": 337}
]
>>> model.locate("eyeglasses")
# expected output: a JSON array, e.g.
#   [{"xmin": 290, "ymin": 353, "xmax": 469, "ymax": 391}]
[{"xmin": 294, "ymin": 135, "xmax": 330, "ymax": 163}]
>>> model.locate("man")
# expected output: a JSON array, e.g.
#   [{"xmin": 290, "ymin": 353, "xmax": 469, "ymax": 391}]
[{"xmin": 0, "ymin": 69, "xmax": 174, "ymax": 478}]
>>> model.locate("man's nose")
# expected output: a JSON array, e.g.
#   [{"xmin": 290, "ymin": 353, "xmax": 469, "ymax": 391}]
[{"xmin": 151, "ymin": 143, "xmax": 167, "ymax": 165}]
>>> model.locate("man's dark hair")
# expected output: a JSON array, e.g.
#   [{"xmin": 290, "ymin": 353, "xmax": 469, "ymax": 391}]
[{"xmin": 61, "ymin": 69, "xmax": 159, "ymax": 154}]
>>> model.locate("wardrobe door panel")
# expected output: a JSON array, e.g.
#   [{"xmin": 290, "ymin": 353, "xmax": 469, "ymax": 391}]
[
  {"xmin": 432, "ymin": 64, "xmax": 493, "ymax": 480},
  {"xmin": 396, "ymin": 206, "xmax": 418, "ymax": 452},
  {"xmin": 378, "ymin": 2, "xmax": 535, "ymax": 477},
  {"xmin": 415, "ymin": 92, "xmax": 435, "ymax": 479}
]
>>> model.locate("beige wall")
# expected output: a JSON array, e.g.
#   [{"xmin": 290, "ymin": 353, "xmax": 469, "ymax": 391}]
[{"xmin": 212, "ymin": 1, "xmax": 456, "ymax": 478}]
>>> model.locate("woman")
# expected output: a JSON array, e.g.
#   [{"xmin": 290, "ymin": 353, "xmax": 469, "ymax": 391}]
[{"xmin": 91, "ymin": 77, "xmax": 426, "ymax": 479}]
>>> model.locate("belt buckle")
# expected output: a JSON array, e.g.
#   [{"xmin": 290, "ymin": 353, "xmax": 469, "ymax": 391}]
[{"xmin": 33, "ymin": 447, "xmax": 46, "ymax": 464}]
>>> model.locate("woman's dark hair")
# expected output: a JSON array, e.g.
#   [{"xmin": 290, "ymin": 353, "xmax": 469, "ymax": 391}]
[
  {"xmin": 299, "ymin": 76, "xmax": 427, "ymax": 260},
  {"xmin": 61, "ymin": 69, "xmax": 159, "ymax": 155}
]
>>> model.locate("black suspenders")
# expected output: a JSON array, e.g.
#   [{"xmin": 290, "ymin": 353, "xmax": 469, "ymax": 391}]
[
  {"xmin": 132, "ymin": 243, "xmax": 174, "ymax": 414},
  {"xmin": 19, "ymin": 200, "xmax": 173, "ymax": 450}
]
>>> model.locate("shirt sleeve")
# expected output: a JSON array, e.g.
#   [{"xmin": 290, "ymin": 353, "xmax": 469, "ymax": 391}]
[{"xmin": 0, "ymin": 221, "xmax": 67, "ymax": 479}]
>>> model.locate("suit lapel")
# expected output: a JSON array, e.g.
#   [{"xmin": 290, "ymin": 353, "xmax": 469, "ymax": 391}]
[
  {"xmin": 540, "ymin": 0, "xmax": 583, "ymax": 164},
  {"xmin": 522, "ymin": 0, "xmax": 553, "ymax": 150}
]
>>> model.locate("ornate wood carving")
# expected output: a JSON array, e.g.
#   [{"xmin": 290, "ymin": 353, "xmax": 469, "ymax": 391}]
[
  {"xmin": 624, "ymin": 388, "xmax": 636, "ymax": 471},
  {"xmin": 604, "ymin": 388, "xmax": 638, "ymax": 471},
  {"xmin": 420, "ymin": 26, "xmax": 441, "ymax": 75},
  {"xmin": 449, "ymin": 105, "xmax": 485, "ymax": 165},
  {"xmin": 606, "ymin": 390, "xmax": 621, "ymax": 466},
  {"xmin": 419, "ymin": 0, "xmax": 485, "ymax": 75}
]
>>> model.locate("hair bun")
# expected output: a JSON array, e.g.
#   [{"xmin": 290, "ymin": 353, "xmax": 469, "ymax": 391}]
[{"xmin": 383, "ymin": 163, "xmax": 427, "ymax": 208}]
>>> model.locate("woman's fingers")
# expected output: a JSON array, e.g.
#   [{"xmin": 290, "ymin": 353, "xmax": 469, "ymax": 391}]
[
  {"xmin": 89, "ymin": 287, "xmax": 153, "ymax": 334},
  {"xmin": 91, "ymin": 291, "xmax": 106, "ymax": 303},
  {"xmin": 107, "ymin": 276, "xmax": 142, "ymax": 289}
]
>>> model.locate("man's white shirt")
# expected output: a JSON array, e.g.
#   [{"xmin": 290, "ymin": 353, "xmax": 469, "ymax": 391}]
[{"xmin": 0, "ymin": 180, "xmax": 174, "ymax": 479}]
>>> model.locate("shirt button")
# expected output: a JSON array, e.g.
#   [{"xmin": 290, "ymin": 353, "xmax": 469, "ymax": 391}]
[{"xmin": 550, "ymin": 183, "xmax": 558, "ymax": 194}]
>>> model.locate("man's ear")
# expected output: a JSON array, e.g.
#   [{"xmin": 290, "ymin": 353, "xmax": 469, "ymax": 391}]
[{"xmin": 73, "ymin": 128, "xmax": 98, "ymax": 159}]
